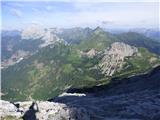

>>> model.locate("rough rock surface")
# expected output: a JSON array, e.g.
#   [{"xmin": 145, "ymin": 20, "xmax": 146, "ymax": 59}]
[
  {"xmin": 1, "ymin": 50, "xmax": 29, "ymax": 68},
  {"xmin": 21, "ymin": 24, "xmax": 45, "ymax": 40},
  {"xmin": 21, "ymin": 23, "xmax": 63, "ymax": 48},
  {"xmin": 0, "ymin": 100, "xmax": 90, "ymax": 120},
  {"xmin": 80, "ymin": 49, "xmax": 98, "ymax": 58},
  {"xmin": 99, "ymin": 42, "xmax": 138, "ymax": 76}
]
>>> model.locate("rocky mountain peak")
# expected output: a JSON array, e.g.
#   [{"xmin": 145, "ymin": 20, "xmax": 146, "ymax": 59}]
[
  {"xmin": 21, "ymin": 24, "xmax": 63, "ymax": 47},
  {"xmin": 108, "ymin": 42, "xmax": 138, "ymax": 58},
  {"xmin": 99, "ymin": 42, "xmax": 138, "ymax": 76},
  {"xmin": 93, "ymin": 26, "xmax": 104, "ymax": 34},
  {"xmin": 21, "ymin": 24, "xmax": 45, "ymax": 40}
]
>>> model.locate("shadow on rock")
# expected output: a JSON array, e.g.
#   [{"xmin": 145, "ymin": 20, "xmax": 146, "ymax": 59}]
[
  {"xmin": 50, "ymin": 66, "xmax": 160, "ymax": 120},
  {"xmin": 22, "ymin": 102, "xmax": 39, "ymax": 120}
]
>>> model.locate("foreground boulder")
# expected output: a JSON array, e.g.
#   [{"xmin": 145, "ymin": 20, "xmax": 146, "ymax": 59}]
[{"xmin": 0, "ymin": 99, "xmax": 90, "ymax": 120}]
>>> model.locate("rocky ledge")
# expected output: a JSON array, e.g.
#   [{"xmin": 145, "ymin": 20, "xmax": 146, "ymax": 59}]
[{"xmin": 0, "ymin": 99, "xmax": 90, "ymax": 120}]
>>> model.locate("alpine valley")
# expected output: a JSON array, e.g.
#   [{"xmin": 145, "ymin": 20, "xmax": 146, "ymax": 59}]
[{"xmin": 1, "ymin": 25, "xmax": 160, "ymax": 120}]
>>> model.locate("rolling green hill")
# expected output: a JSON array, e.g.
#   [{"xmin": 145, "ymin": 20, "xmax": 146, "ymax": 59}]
[{"xmin": 2, "ymin": 42, "xmax": 160, "ymax": 101}]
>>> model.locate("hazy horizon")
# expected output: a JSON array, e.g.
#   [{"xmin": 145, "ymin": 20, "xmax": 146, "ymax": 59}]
[{"xmin": 1, "ymin": 1, "xmax": 159, "ymax": 30}]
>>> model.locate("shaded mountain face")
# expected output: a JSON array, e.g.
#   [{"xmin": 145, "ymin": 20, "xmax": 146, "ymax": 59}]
[
  {"xmin": 1, "ymin": 66, "xmax": 160, "ymax": 120},
  {"xmin": 52, "ymin": 66, "xmax": 160, "ymax": 120},
  {"xmin": 1, "ymin": 27, "xmax": 160, "ymax": 101},
  {"xmin": 65, "ymin": 65, "xmax": 160, "ymax": 96}
]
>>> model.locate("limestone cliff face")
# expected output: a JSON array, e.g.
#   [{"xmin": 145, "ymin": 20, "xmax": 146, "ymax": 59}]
[
  {"xmin": 21, "ymin": 24, "xmax": 63, "ymax": 48},
  {"xmin": 99, "ymin": 42, "xmax": 138, "ymax": 76},
  {"xmin": 80, "ymin": 48, "xmax": 98, "ymax": 58}
]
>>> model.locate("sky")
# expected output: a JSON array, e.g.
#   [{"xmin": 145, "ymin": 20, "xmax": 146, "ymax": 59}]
[{"xmin": 1, "ymin": 0, "xmax": 159, "ymax": 30}]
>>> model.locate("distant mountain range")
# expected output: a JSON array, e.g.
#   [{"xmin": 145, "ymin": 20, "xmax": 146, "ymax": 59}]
[
  {"xmin": 129, "ymin": 28, "xmax": 160, "ymax": 42},
  {"xmin": 105, "ymin": 28, "xmax": 160, "ymax": 42},
  {"xmin": 1, "ymin": 26, "xmax": 160, "ymax": 101}
]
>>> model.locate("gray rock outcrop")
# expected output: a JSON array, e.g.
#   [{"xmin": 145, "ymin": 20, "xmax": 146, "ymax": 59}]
[{"xmin": 99, "ymin": 42, "xmax": 138, "ymax": 76}]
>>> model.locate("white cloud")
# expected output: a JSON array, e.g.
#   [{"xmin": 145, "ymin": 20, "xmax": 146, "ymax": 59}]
[
  {"xmin": 64, "ymin": 5, "xmax": 158, "ymax": 28},
  {"xmin": 10, "ymin": 8, "xmax": 22, "ymax": 17},
  {"xmin": 3, "ymin": 1, "xmax": 158, "ymax": 29},
  {"xmin": 46, "ymin": 6, "xmax": 53, "ymax": 11},
  {"xmin": 11, "ymin": 3, "xmax": 25, "ymax": 7},
  {"xmin": 31, "ymin": 21, "xmax": 43, "ymax": 25},
  {"xmin": 32, "ymin": 8, "xmax": 40, "ymax": 13},
  {"xmin": 65, "ymin": 1, "xmax": 158, "ymax": 28}
]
